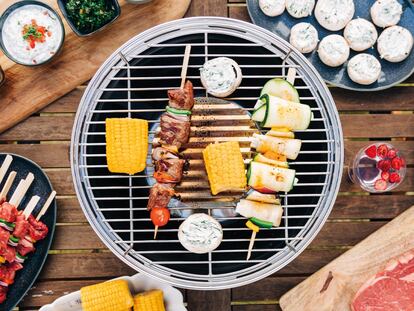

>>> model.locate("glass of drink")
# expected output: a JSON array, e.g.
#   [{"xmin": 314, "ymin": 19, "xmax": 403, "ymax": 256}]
[{"xmin": 348, "ymin": 143, "xmax": 406, "ymax": 193}]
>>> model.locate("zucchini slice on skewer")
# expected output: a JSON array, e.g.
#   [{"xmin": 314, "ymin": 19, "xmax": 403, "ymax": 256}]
[
  {"xmin": 260, "ymin": 78, "xmax": 300, "ymax": 103},
  {"xmin": 247, "ymin": 161, "xmax": 296, "ymax": 193},
  {"xmin": 252, "ymin": 94, "xmax": 312, "ymax": 130},
  {"xmin": 236, "ymin": 199, "xmax": 283, "ymax": 227},
  {"xmin": 251, "ymin": 134, "xmax": 302, "ymax": 160}
]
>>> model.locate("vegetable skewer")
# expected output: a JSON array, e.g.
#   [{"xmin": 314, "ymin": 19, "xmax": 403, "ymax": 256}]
[{"xmin": 241, "ymin": 71, "xmax": 305, "ymax": 259}]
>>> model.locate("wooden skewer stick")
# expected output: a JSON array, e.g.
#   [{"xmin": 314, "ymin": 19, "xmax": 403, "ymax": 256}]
[
  {"xmin": 0, "ymin": 171, "xmax": 17, "ymax": 201},
  {"xmin": 154, "ymin": 225, "xmax": 159, "ymax": 240},
  {"xmin": 9, "ymin": 173, "xmax": 34, "ymax": 208},
  {"xmin": 36, "ymin": 191, "xmax": 56, "ymax": 221},
  {"xmin": 23, "ymin": 196, "xmax": 40, "ymax": 219},
  {"xmin": 0, "ymin": 155, "xmax": 13, "ymax": 185},
  {"xmin": 246, "ymin": 230, "xmax": 256, "ymax": 261},
  {"xmin": 180, "ymin": 45, "xmax": 192, "ymax": 89},
  {"xmin": 286, "ymin": 67, "xmax": 296, "ymax": 86}
]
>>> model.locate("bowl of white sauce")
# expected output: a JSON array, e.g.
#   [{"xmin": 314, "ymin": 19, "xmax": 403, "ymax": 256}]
[{"xmin": 0, "ymin": 1, "xmax": 65, "ymax": 66}]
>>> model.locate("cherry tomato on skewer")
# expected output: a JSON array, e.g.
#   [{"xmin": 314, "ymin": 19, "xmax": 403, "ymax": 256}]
[{"xmin": 150, "ymin": 207, "xmax": 170, "ymax": 227}]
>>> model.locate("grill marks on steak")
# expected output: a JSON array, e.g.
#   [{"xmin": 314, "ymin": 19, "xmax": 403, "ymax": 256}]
[
  {"xmin": 352, "ymin": 249, "xmax": 414, "ymax": 311},
  {"xmin": 159, "ymin": 113, "xmax": 190, "ymax": 149},
  {"xmin": 168, "ymin": 80, "xmax": 194, "ymax": 111}
]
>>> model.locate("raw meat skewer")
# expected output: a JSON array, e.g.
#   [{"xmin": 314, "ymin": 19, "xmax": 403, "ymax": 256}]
[
  {"xmin": 0, "ymin": 156, "xmax": 12, "ymax": 186},
  {"xmin": 36, "ymin": 191, "xmax": 56, "ymax": 221},
  {"xmin": 0, "ymin": 172, "xmax": 17, "ymax": 204},
  {"xmin": 9, "ymin": 173, "xmax": 34, "ymax": 208}
]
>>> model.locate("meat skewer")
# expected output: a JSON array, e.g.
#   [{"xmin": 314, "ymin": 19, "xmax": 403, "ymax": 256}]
[
  {"xmin": 0, "ymin": 156, "xmax": 13, "ymax": 186},
  {"xmin": 0, "ymin": 172, "xmax": 16, "ymax": 205},
  {"xmin": 0, "ymin": 191, "xmax": 53, "ymax": 302},
  {"xmin": 150, "ymin": 45, "xmax": 193, "ymax": 239},
  {"xmin": 9, "ymin": 173, "xmax": 34, "ymax": 208},
  {"xmin": 36, "ymin": 191, "xmax": 56, "ymax": 221}
]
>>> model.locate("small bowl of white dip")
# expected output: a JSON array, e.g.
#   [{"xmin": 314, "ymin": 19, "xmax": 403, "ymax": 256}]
[{"xmin": 0, "ymin": 1, "xmax": 65, "ymax": 66}]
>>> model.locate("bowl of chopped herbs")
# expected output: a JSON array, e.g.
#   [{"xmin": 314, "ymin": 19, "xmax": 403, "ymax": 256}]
[{"xmin": 57, "ymin": 0, "xmax": 120, "ymax": 36}]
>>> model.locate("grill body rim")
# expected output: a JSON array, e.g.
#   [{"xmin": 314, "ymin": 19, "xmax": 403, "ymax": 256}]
[{"xmin": 70, "ymin": 16, "xmax": 344, "ymax": 290}]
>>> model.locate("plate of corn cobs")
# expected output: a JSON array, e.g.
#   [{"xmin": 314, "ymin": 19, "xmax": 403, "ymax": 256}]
[{"xmin": 39, "ymin": 273, "xmax": 186, "ymax": 311}]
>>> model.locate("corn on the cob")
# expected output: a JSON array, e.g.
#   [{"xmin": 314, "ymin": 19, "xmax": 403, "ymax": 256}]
[
  {"xmin": 134, "ymin": 289, "xmax": 165, "ymax": 311},
  {"xmin": 203, "ymin": 141, "xmax": 247, "ymax": 195},
  {"xmin": 80, "ymin": 279, "xmax": 134, "ymax": 311},
  {"xmin": 105, "ymin": 118, "xmax": 148, "ymax": 175}
]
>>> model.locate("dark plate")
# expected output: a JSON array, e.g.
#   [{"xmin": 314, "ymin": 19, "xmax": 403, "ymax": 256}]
[
  {"xmin": 247, "ymin": 0, "xmax": 414, "ymax": 91},
  {"xmin": 57, "ymin": 0, "xmax": 121, "ymax": 36},
  {"xmin": 0, "ymin": 154, "xmax": 56, "ymax": 311}
]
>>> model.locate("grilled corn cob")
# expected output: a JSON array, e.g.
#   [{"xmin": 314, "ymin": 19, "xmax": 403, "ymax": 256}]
[
  {"xmin": 203, "ymin": 141, "xmax": 247, "ymax": 195},
  {"xmin": 80, "ymin": 279, "xmax": 134, "ymax": 311},
  {"xmin": 134, "ymin": 289, "xmax": 165, "ymax": 311},
  {"xmin": 105, "ymin": 118, "xmax": 148, "ymax": 175}
]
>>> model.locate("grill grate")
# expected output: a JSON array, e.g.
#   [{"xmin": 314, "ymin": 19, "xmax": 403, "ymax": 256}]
[{"xmin": 71, "ymin": 17, "xmax": 343, "ymax": 289}]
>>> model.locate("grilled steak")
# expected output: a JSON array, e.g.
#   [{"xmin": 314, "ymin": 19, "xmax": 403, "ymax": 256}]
[
  {"xmin": 168, "ymin": 80, "xmax": 194, "ymax": 110},
  {"xmin": 154, "ymin": 158, "xmax": 185, "ymax": 183},
  {"xmin": 352, "ymin": 249, "xmax": 414, "ymax": 311},
  {"xmin": 159, "ymin": 112, "xmax": 190, "ymax": 149},
  {"xmin": 147, "ymin": 183, "xmax": 175, "ymax": 210}
]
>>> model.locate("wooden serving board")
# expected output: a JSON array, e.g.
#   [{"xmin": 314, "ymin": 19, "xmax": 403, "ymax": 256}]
[
  {"xmin": 280, "ymin": 205, "xmax": 414, "ymax": 311},
  {"xmin": 0, "ymin": 0, "xmax": 191, "ymax": 134}
]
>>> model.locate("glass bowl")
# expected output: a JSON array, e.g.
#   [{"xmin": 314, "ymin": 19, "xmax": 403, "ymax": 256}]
[{"xmin": 348, "ymin": 142, "xmax": 406, "ymax": 193}]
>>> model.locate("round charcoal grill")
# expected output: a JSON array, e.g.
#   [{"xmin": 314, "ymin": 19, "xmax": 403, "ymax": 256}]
[{"xmin": 71, "ymin": 17, "xmax": 344, "ymax": 290}]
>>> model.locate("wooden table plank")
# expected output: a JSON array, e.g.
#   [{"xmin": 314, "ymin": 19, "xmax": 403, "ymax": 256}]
[
  {"xmin": 187, "ymin": 290, "xmax": 232, "ymax": 311},
  {"xmin": 49, "ymin": 195, "xmax": 414, "ymax": 224},
  {"xmin": 38, "ymin": 253, "xmax": 135, "ymax": 279},
  {"xmin": 0, "ymin": 140, "xmax": 412, "ymax": 170},
  {"xmin": 331, "ymin": 195, "xmax": 414, "ymax": 219},
  {"xmin": 52, "ymin": 225, "xmax": 106, "ymax": 250},
  {"xmin": 186, "ymin": 0, "xmax": 228, "ymax": 17},
  {"xmin": 49, "ymin": 222, "xmax": 387, "ymax": 250},
  {"xmin": 19, "ymin": 280, "xmax": 118, "ymax": 308},
  {"xmin": 55, "ymin": 197, "xmax": 87, "ymax": 223},
  {"xmin": 232, "ymin": 277, "xmax": 305, "ymax": 301},
  {"xmin": 36, "ymin": 248, "xmax": 345, "ymax": 280},
  {"xmin": 40, "ymin": 78, "xmax": 414, "ymax": 113},
  {"xmin": 42, "ymin": 167, "xmax": 414, "ymax": 196},
  {"xmin": 0, "ymin": 144, "xmax": 70, "ymax": 168},
  {"xmin": 1, "ymin": 114, "xmax": 413, "ymax": 141}
]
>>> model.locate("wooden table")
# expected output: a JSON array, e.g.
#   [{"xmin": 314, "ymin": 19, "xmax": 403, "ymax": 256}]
[{"xmin": 1, "ymin": 0, "xmax": 412, "ymax": 310}]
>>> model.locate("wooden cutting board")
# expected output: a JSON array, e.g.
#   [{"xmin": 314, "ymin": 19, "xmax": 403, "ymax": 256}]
[
  {"xmin": 280, "ymin": 205, "xmax": 414, "ymax": 311},
  {"xmin": 0, "ymin": 0, "xmax": 191, "ymax": 134}
]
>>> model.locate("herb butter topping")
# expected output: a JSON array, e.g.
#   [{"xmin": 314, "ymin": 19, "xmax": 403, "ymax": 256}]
[{"xmin": 178, "ymin": 213, "xmax": 223, "ymax": 254}]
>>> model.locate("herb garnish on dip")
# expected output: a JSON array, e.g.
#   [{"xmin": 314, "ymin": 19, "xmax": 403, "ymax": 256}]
[{"xmin": 1, "ymin": 4, "xmax": 64, "ymax": 65}]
